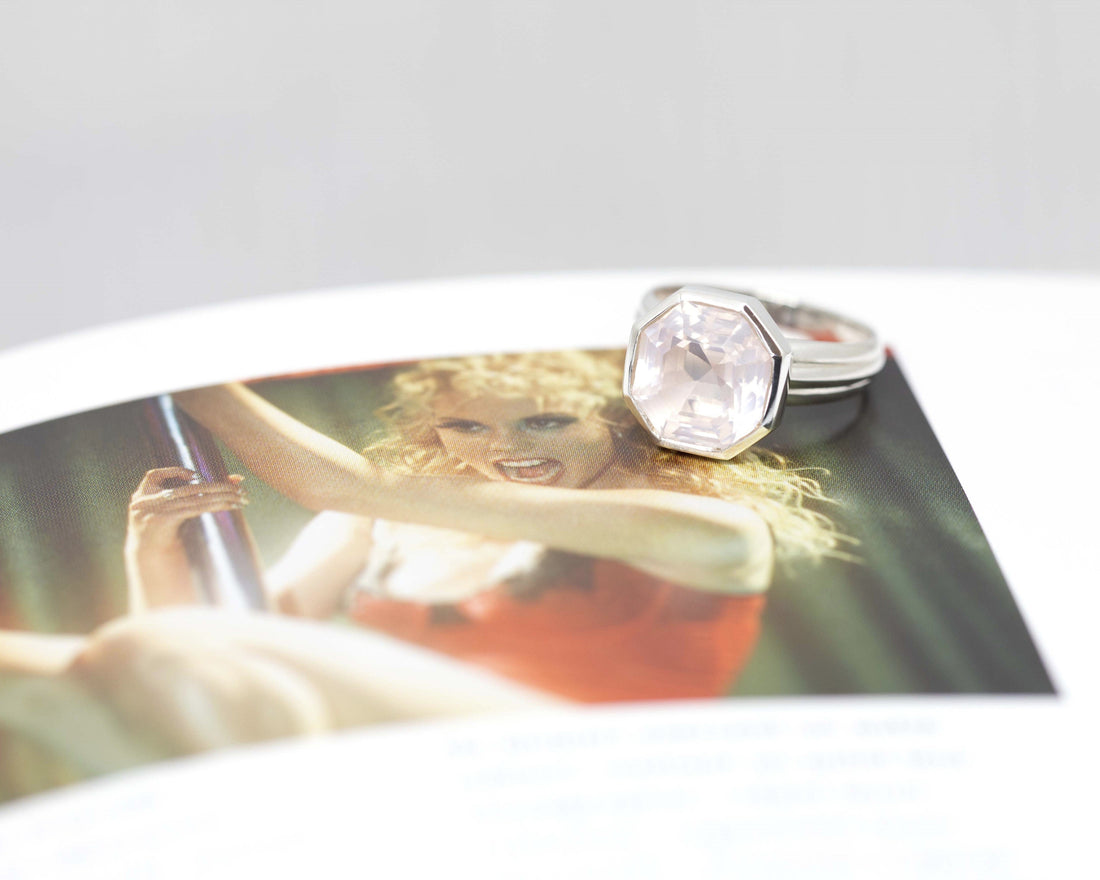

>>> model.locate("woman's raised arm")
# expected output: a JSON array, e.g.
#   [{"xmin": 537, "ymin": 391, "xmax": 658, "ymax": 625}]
[
  {"xmin": 175, "ymin": 384, "xmax": 380, "ymax": 513},
  {"xmin": 176, "ymin": 384, "xmax": 773, "ymax": 593}
]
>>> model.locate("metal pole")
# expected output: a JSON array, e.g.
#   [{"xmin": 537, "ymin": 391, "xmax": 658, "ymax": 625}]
[{"xmin": 141, "ymin": 395, "xmax": 268, "ymax": 610}]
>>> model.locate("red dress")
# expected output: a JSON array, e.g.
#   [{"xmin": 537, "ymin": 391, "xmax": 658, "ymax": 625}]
[{"xmin": 349, "ymin": 560, "xmax": 765, "ymax": 703}]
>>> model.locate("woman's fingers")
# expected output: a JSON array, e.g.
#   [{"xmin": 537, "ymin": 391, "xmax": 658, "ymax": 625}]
[
  {"xmin": 134, "ymin": 468, "xmax": 247, "ymax": 498},
  {"xmin": 146, "ymin": 483, "xmax": 246, "ymax": 504},
  {"xmin": 132, "ymin": 484, "xmax": 245, "ymax": 509},
  {"xmin": 131, "ymin": 492, "xmax": 247, "ymax": 521},
  {"xmin": 130, "ymin": 469, "xmax": 247, "ymax": 523},
  {"xmin": 134, "ymin": 467, "xmax": 198, "ymax": 495}
]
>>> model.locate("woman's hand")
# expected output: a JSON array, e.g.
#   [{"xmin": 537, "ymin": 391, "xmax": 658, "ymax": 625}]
[
  {"xmin": 125, "ymin": 467, "xmax": 247, "ymax": 611},
  {"xmin": 128, "ymin": 467, "xmax": 247, "ymax": 549}
]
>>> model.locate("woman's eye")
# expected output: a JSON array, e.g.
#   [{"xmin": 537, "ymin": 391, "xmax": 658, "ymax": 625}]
[
  {"xmin": 522, "ymin": 414, "xmax": 578, "ymax": 431},
  {"xmin": 436, "ymin": 419, "xmax": 489, "ymax": 434}
]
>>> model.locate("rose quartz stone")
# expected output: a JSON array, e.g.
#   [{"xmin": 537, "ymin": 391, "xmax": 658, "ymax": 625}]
[{"xmin": 628, "ymin": 299, "xmax": 775, "ymax": 455}]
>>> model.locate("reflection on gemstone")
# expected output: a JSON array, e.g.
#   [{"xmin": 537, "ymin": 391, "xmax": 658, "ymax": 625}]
[{"xmin": 628, "ymin": 299, "xmax": 777, "ymax": 455}]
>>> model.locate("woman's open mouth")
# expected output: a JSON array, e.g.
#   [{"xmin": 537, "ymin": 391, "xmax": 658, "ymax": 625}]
[{"xmin": 493, "ymin": 458, "xmax": 564, "ymax": 484}]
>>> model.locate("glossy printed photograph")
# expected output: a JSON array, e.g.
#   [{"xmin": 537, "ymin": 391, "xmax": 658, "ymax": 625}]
[{"xmin": 0, "ymin": 349, "xmax": 1053, "ymax": 803}]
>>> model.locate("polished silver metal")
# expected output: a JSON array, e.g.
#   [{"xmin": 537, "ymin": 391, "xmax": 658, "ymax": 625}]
[{"xmin": 625, "ymin": 284, "xmax": 886, "ymax": 459}]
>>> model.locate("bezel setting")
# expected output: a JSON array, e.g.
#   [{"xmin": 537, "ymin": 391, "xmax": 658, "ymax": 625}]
[{"xmin": 623, "ymin": 286, "xmax": 792, "ymax": 460}]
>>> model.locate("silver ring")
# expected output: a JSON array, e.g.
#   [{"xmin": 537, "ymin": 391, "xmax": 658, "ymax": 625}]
[{"xmin": 623, "ymin": 284, "xmax": 887, "ymax": 459}]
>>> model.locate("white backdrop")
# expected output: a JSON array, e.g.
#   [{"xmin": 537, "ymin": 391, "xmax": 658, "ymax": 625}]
[{"xmin": 1, "ymin": 1, "xmax": 1098, "ymax": 350}]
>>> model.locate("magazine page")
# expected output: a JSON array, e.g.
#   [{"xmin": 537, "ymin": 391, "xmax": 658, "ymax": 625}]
[{"xmin": 0, "ymin": 271, "xmax": 1094, "ymax": 878}]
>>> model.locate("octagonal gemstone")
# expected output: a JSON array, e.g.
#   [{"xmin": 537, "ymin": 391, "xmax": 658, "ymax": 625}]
[{"xmin": 628, "ymin": 299, "xmax": 778, "ymax": 455}]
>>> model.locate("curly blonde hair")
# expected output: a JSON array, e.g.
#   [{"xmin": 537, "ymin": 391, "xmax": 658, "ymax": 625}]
[{"xmin": 367, "ymin": 350, "xmax": 853, "ymax": 564}]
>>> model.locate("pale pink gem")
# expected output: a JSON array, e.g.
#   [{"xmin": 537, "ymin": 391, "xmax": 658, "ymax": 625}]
[{"xmin": 629, "ymin": 301, "xmax": 775, "ymax": 454}]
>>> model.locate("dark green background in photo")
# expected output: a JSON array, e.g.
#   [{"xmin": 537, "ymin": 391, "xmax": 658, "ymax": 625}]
[
  {"xmin": 734, "ymin": 358, "xmax": 1053, "ymax": 696},
  {"xmin": 0, "ymin": 354, "xmax": 1054, "ymax": 696}
]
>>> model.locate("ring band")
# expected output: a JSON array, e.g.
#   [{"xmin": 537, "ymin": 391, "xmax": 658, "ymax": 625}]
[{"xmin": 624, "ymin": 285, "xmax": 886, "ymax": 459}]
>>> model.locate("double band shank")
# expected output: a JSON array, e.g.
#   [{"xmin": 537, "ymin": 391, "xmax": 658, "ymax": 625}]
[{"xmin": 642, "ymin": 285, "xmax": 885, "ymax": 401}]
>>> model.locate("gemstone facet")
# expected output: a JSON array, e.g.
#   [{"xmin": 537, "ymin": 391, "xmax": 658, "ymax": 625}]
[{"xmin": 625, "ymin": 291, "xmax": 787, "ymax": 458}]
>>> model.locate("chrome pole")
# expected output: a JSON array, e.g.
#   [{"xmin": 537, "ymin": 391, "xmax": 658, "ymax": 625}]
[{"xmin": 142, "ymin": 394, "xmax": 268, "ymax": 610}]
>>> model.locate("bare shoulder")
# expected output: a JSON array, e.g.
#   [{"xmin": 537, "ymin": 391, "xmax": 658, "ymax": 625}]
[{"xmin": 273, "ymin": 510, "xmax": 375, "ymax": 570}]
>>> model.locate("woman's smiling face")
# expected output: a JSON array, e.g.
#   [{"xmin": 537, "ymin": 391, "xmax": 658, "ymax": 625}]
[{"xmin": 432, "ymin": 394, "xmax": 615, "ymax": 488}]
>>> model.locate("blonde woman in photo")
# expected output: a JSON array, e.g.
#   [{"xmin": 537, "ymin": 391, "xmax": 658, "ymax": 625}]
[
  {"xmin": 0, "ymin": 350, "xmax": 845, "ymax": 789},
  {"xmin": 162, "ymin": 350, "xmax": 845, "ymax": 702}
]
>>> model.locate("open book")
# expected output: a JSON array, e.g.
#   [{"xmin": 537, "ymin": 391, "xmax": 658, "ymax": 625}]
[{"xmin": 0, "ymin": 271, "xmax": 1094, "ymax": 878}]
